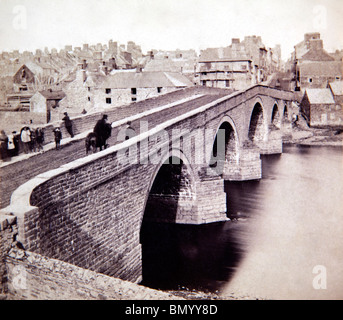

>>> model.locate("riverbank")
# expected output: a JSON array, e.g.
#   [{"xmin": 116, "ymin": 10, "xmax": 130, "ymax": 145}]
[
  {"xmin": 285, "ymin": 125, "xmax": 343, "ymax": 147},
  {"xmin": 165, "ymin": 288, "xmax": 263, "ymax": 300}
]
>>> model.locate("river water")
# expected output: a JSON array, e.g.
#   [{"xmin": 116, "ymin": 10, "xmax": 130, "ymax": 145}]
[{"xmin": 140, "ymin": 145, "xmax": 343, "ymax": 300}]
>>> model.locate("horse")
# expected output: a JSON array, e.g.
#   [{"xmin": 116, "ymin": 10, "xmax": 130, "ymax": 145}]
[
  {"xmin": 85, "ymin": 123, "xmax": 112, "ymax": 154},
  {"xmin": 85, "ymin": 132, "xmax": 97, "ymax": 154}
]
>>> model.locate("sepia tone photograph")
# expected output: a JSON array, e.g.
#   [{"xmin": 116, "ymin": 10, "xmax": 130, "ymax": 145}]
[{"xmin": 0, "ymin": 0, "xmax": 342, "ymax": 305}]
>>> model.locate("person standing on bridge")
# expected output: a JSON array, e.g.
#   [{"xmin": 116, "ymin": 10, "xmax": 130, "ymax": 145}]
[
  {"xmin": 35, "ymin": 127, "xmax": 44, "ymax": 152},
  {"xmin": 53, "ymin": 127, "xmax": 62, "ymax": 150},
  {"xmin": 62, "ymin": 112, "xmax": 74, "ymax": 138},
  {"xmin": 0, "ymin": 130, "xmax": 8, "ymax": 160},
  {"xmin": 20, "ymin": 126, "xmax": 31, "ymax": 154}
]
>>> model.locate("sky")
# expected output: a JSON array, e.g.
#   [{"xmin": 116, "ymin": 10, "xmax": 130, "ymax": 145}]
[{"xmin": 0, "ymin": 0, "xmax": 342, "ymax": 61}]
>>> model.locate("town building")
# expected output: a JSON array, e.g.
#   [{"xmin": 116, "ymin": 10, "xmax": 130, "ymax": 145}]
[
  {"xmin": 300, "ymin": 85, "xmax": 342, "ymax": 127},
  {"xmin": 291, "ymin": 33, "xmax": 342, "ymax": 91},
  {"xmin": 142, "ymin": 49, "xmax": 197, "ymax": 84},
  {"xmin": 196, "ymin": 36, "xmax": 281, "ymax": 90},
  {"xmin": 92, "ymin": 69, "xmax": 194, "ymax": 109},
  {"xmin": 30, "ymin": 90, "xmax": 66, "ymax": 123},
  {"xmin": 58, "ymin": 63, "xmax": 96, "ymax": 116}
]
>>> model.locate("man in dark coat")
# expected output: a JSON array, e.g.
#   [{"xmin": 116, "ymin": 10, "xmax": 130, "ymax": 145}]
[
  {"xmin": 62, "ymin": 112, "xmax": 74, "ymax": 138},
  {"xmin": 93, "ymin": 114, "xmax": 112, "ymax": 150},
  {"xmin": 0, "ymin": 130, "xmax": 8, "ymax": 160}
]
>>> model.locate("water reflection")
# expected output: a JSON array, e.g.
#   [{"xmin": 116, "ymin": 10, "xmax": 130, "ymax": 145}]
[
  {"xmin": 140, "ymin": 145, "xmax": 343, "ymax": 299},
  {"xmin": 223, "ymin": 145, "xmax": 343, "ymax": 300},
  {"xmin": 140, "ymin": 221, "xmax": 244, "ymax": 292}
]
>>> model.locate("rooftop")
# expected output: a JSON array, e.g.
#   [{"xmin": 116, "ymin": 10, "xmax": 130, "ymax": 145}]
[
  {"xmin": 329, "ymin": 81, "xmax": 343, "ymax": 96},
  {"xmin": 305, "ymin": 88, "xmax": 335, "ymax": 104},
  {"xmin": 299, "ymin": 61, "xmax": 342, "ymax": 77},
  {"xmin": 100, "ymin": 71, "xmax": 193, "ymax": 89},
  {"xmin": 300, "ymin": 47, "xmax": 335, "ymax": 62}
]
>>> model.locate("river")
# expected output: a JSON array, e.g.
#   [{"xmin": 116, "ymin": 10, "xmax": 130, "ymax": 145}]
[{"xmin": 140, "ymin": 145, "xmax": 343, "ymax": 300}]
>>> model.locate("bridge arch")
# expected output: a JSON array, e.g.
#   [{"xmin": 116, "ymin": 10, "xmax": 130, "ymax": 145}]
[
  {"xmin": 209, "ymin": 116, "xmax": 240, "ymax": 173},
  {"xmin": 248, "ymin": 99, "xmax": 267, "ymax": 144},
  {"xmin": 283, "ymin": 104, "xmax": 289, "ymax": 121},
  {"xmin": 142, "ymin": 148, "xmax": 196, "ymax": 225},
  {"xmin": 271, "ymin": 102, "xmax": 281, "ymax": 129},
  {"xmin": 139, "ymin": 148, "xmax": 198, "ymax": 286}
]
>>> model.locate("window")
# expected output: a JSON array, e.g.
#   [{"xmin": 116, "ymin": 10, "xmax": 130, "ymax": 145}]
[
  {"xmin": 157, "ymin": 87, "xmax": 162, "ymax": 93},
  {"xmin": 131, "ymin": 97, "xmax": 137, "ymax": 102},
  {"xmin": 308, "ymin": 78, "xmax": 312, "ymax": 83},
  {"xmin": 88, "ymin": 87, "xmax": 91, "ymax": 92},
  {"xmin": 88, "ymin": 97, "xmax": 91, "ymax": 102},
  {"xmin": 131, "ymin": 88, "xmax": 137, "ymax": 95},
  {"xmin": 105, "ymin": 88, "xmax": 111, "ymax": 94},
  {"xmin": 336, "ymin": 76, "xmax": 341, "ymax": 80},
  {"xmin": 106, "ymin": 98, "xmax": 112, "ymax": 104},
  {"xmin": 225, "ymin": 80, "xmax": 230, "ymax": 87}
]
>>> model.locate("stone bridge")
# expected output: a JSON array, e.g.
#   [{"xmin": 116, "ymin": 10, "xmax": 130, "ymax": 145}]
[{"xmin": 1, "ymin": 85, "xmax": 295, "ymax": 285}]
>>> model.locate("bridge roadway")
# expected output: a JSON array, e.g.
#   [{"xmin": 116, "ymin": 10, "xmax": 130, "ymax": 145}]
[{"xmin": 0, "ymin": 88, "xmax": 232, "ymax": 209}]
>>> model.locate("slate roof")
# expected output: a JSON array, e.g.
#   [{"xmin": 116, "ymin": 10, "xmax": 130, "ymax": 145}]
[
  {"xmin": 300, "ymin": 48, "xmax": 335, "ymax": 61},
  {"xmin": 199, "ymin": 46, "xmax": 250, "ymax": 62},
  {"xmin": 299, "ymin": 61, "xmax": 342, "ymax": 77},
  {"xmin": 100, "ymin": 71, "xmax": 193, "ymax": 89},
  {"xmin": 305, "ymin": 88, "xmax": 335, "ymax": 104},
  {"xmin": 329, "ymin": 81, "xmax": 343, "ymax": 96}
]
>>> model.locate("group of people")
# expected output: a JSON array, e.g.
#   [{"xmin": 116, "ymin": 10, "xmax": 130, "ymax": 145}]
[
  {"xmin": 1, "ymin": 112, "xmax": 132, "ymax": 161},
  {"xmin": 0, "ymin": 112, "xmax": 73, "ymax": 160},
  {"xmin": 0, "ymin": 126, "xmax": 45, "ymax": 161}
]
